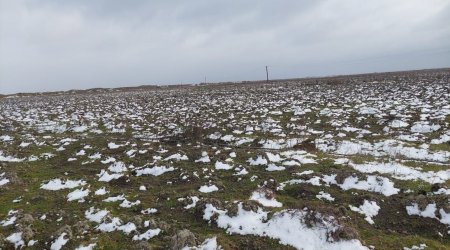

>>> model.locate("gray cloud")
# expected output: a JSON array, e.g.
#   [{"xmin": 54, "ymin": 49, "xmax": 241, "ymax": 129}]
[{"xmin": 1, "ymin": 0, "xmax": 449, "ymax": 94}]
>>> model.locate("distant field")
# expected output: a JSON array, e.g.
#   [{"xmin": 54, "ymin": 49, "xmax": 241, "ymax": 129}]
[{"xmin": 1, "ymin": 69, "xmax": 450, "ymax": 249}]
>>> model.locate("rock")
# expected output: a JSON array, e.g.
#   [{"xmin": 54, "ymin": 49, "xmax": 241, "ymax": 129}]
[
  {"xmin": 332, "ymin": 226, "xmax": 359, "ymax": 241},
  {"xmin": 73, "ymin": 220, "xmax": 90, "ymax": 234},
  {"xmin": 194, "ymin": 198, "xmax": 222, "ymax": 221},
  {"xmin": 240, "ymin": 200, "xmax": 260, "ymax": 213},
  {"xmin": 133, "ymin": 241, "xmax": 153, "ymax": 250},
  {"xmin": 335, "ymin": 173, "xmax": 348, "ymax": 184},
  {"xmin": 414, "ymin": 195, "xmax": 430, "ymax": 210},
  {"xmin": 155, "ymin": 219, "xmax": 170, "ymax": 232},
  {"xmin": 256, "ymin": 187, "xmax": 275, "ymax": 200},
  {"xmin": 0, "ymin": 233, "xmax": 5, "ymax": 248},
  {"xmin": 294, "ymin": 139, "xmax": 316, "ymax": 151},
  {"xmin": 262, "ymin": 179, "xmax": 278, "ymax": 190},
  {"xmin": 5, "ymin": 172, "xmax": 22, "ymax": 185},
  {"xmin": 18, "ymin": 213, "xmax": 34, "ymax": 224},
  {"xmin": 55, "ymin": 225, "xmax": 73, "ymax": 239},
  {"xmin": 431, "ymin": 183, "xmax": 442, "ymax": 192},
  {"xmin": 132, "ymin": 215, "xmax": 144, "ymax": 227},
  {"xmin": 169, "ymin": 229, "xmax": 197, "ymax": 250},
  {"xmin": 21, "ymin": 225, "xmax": 35, "ymax": 241}
]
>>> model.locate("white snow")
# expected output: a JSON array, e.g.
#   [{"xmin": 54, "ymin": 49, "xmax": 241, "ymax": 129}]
[
  {"xmin": 349, "ymin": 200, "xmax": 380, "ymax": 224},
  {"xmin": 431, "ymin": 133, "xmax": 450, "ymax": 144},
  {"xmin": 184, "ymin": 196, "xmax": 200, "ymax": 209},
  {"xmin": 72, "ymin": 125, "xmax": 88, "ymax": 133},
  {"xmin": 332, "ymin": 140, "xmax": 450, "ymax": 163},
  {"xmin": 248, "ymin": 156, "xmax": 268, "ymax": 166},
  {"xmin": 334, "ymin": 158, "xmax": 349, "ymax": 165},
  {"xmin": 96, "ymin": 217, "xmax": 122, "ymax": 232},
  {"xmin": 182, "ymin": 237, "xmax": 221, "ymax": 250},
  {"xmin": 0, "ymin": 135, "xmax": 13, "ymax": 141},
  {"xmin": 76, "ymin": 150, "xmax": 86, "ymax": 156},
  {"xmin": 88, "ymin": 152, "xmax": 102, "ymax": 160},
  {"xmin": 108, "ymin": 142, "xmax": 122, "ymax": 149},
  {"xmin": 6, "ymin": 232, "xmax": 25, "ymax": 249},
  {"xmin": 403, "ymin": 244, "xmax": 427, "ymax": 250},
  {"xmin": 250, "ymin": 190, "xmax": 282, "ymax": 207},
  {"xmin": 278, "ymin": 176, "xmax": 323, "ymax": 190},
  {"xmin": 203, "ymin": 203, "xmax": 368, "ymax": 250},
  {"xmin": 40, "ymin": 179, "xmax": 86, "ymax": 190},
  {"xmin": 108, "ymin": 161, "xmax": 127, "ymax": 173},
  {"xmin": 97, "ymin": 169, "xmax": 123, "ymax": 182},
  {"xmin": 406, "ymin": 203, "xmax": 437, "ymax": 219},
  {"xmin": 132, "ymin": 228, "xmax": 161, "ymax": 241},
  {"xmin": 215, "ymin": 161, "xmax": 232, "ymax": 170},
  {"xmin": 234, "ymin": 168, "xmax": 248, "ymax": 176},
  {"xmin": 410, "ymin": 122, "xmax": 440, "ymax": 133},
  {"xmin": 195, "ymin": 152, "xmax": 211, "ymax": 163},
  {"xmin": 390, "ymin": 120, "xmax": 409, "ymax": 128},
  {"xmin": 95, "ymin": 187, "xmax": 108, "ymax": 195},
  {"xmin": 265, "ymin": 164, "xmax": 285, "ymax": 171},
  {"xmin": 316, "ymin": 191, "xmax": 335, "ymax": 201},
  {"xmin": 1, "ymin": 210, "xmax": 18, "ymax": 226},
  {"xmin": 85, "ymin": 207, "xmax": 109, "ymax": 223},
  {"xmin": 405, "ymin": 203, "xmax": 450, "ymax": 226},
  {"xmin": 75, "ymin": 243, "xmax": 97, "ymax": 250},
  {"xmin": 339, "ymin": 175, "xmax": 399, "ymax": 196},
  {"xmin": 120, "ymin": 199, "xmax": 141, "ymax": 208},
  {"xmin": 0, "ymin": 172, "xmax": 10, "ymax": 186},
  {"xmin": 199, "ymin": 184, "xmax": 219, "ymax": 193},
  {"xmin": 266, "ymin": 152, "xmax": 282, "ymax": 162},
  {"xmin": 50, "ymin": 233, "xmax": 69, "ymax": 250},
  {"xmin": 164, "ymin": 153, "xmax": 188, "ymax": 161},
  {"xmin": 103, "ymin": 194, "xmax": 126, "ymax": 202},
  {"xmin": 350, "ymin": 162, "xmax": 450, "ymax": 184},
  {"xmin": 0, "ymin": 151, "xmax": 24, "ymax": 162},
  {"xmin": 118, "ymin": 222, "xmax": 137, "ymax": 234},
  {"xmin": 101, "ymin": 157, "xmax": 116, "ymax": 164},
  {"xmin": 67, "ymin": 188, "xmax": 90, "ymax": 202},
  {"xmin": 96, "ymin": 217, "xmax": 137, "ymax": 234},
  {"xmin": 141, "ymin": 208, "xmax": 158, "ymax": 214},
  {"xmin": 28, "ymin": 240, "xmax": 38, "ymax": 247},
  {"xmin": 135, "ymin": 166, "xmax": 175, "ymax": 176}
]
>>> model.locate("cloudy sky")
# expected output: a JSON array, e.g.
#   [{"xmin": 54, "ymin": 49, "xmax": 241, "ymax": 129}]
[{"xmin": 1, "ymin": 0, "xmax": 449, "ymax": 94}]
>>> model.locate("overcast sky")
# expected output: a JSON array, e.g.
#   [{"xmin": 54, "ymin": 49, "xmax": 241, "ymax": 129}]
[{"xmin": 1, "ymin": 0, "xmax": 449, "ymax": 94}]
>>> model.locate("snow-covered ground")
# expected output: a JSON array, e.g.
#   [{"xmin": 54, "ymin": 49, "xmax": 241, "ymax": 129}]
[{"xmin": 0, "ymin": 70, "xmax": 449, "ymax": 249}]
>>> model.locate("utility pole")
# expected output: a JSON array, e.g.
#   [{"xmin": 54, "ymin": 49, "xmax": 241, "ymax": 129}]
[
  {"xmin": 265, "ymin": 66, "xmax": 269, "ymax": 83},
  {"xmin": 204, "ymin": 76, "xmax": 206, "ymax": 84}
]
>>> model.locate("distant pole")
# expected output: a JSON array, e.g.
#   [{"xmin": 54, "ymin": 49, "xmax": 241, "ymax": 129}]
[
  {"xmin": 265, "ymin": 66, "xmax": 269, "ymax": 82},
  {"xmin": 204, "ymin": 76, "xmax": 206, "ymax": 84}
]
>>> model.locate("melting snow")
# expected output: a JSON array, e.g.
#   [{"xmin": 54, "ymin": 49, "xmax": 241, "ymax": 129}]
[
  {"xmin": 250, "ymin": 190, "xmax": 282, "ymax": 207},
  {"xmin": 203, "ymin": 203, "xmax": 368, "ymax": 250},
  {"xmin": 50, "ymin": 233, "xmax": 69, "ymax": 250},
  {"xmin": 339, "ymin": 175, "xmax": 399, "ymax": 196},
  {"xmin": 199, "ymin": 184, "xmax": 219, "ymax": 193},
  {"xmin": 132, "ymin": 228, "xmax": 161, "ymax": 241},
  {"xmin": 0, "ymin": 172, "xmax": 10, "ymax": 186},
  {"xmin": 215, "ymin": 161, "xmax": 232, "ymax": 170},
  {"xmin": 67, "ymin": 188, "xmax": 90, "ymax": 202},
  {"xmin": 316, "ymin": 191, "xmax": 335, "ymax": 201},
  {"xmin": 85, "ymin": 207, "xmax": 109, "ymax": 223},
  {"xmin": 40, "ymin": 179, "xmax": 86, "ymax": 190},
  {"xmin": 349, "ymin": 200, "xmax": 380, "ymax": 224},
  {"xmin": 135, "ymin": 166, "xmax": 175, "ymax": 176},
  {"xmin": 350, "ymin": 162, "xmax": 450, "ymax": 184},
  {"xmin": 6, "ymin": 232, "xmax": 25, "ymax": 249},
  {"xmin": 97, "ymin": 170, "xmax": 124, "ymax": 182},
  {"xmin": 182, "ymin": 237, "xmax": 222, "ymax": 250}
]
